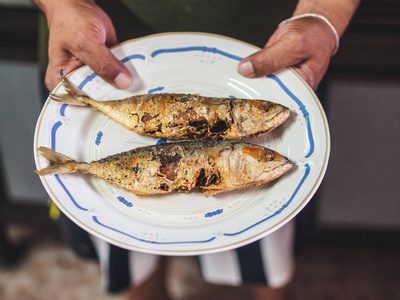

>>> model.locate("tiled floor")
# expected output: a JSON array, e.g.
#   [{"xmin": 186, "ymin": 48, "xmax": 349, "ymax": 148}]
[{"xmin": 0, "ymin": 223, "xmax": 399, "ymax": 300}]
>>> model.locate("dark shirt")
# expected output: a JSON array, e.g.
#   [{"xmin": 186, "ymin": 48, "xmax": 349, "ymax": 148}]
[{"xmin": 38, "ymin": 0, "xmax": 297, "ymax": 71}]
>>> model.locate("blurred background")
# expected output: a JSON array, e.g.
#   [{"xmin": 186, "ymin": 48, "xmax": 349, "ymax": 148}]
[{"xmin": 0, "ymin": 0, "xmax": 399, "ymax": 299}]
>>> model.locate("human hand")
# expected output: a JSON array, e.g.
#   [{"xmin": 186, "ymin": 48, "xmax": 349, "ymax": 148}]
[
  {"xmin": 238, "ymin": 16, "xmax": 337, "ymax": 91},
  {"xmin": 36, "ymin": 0, "xmax": 132, "ymax": 91}
]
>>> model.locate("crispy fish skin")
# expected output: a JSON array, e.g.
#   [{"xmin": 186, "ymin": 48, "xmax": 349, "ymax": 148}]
[
  {"xmin": 35, "ymin": 141, "xmax": 292, "ymax": 195},
  {"xmin": 50, "ymin": 74, "xmax": 290, "ymax": 140}
]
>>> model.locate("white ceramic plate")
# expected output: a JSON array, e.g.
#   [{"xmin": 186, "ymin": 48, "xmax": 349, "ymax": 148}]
[{"xmin": 34, "ymin": 33, "xmax": 330, "ymax": 255}]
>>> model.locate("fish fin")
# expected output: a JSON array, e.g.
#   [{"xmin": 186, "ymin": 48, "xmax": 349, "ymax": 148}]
[
  {"xmin": 35, "ymin": 147, "xmax": 78, "ymax": 176},
  {"xmin": 49, "ymin": 93, "xmax": 89, "ymax": 106},
  {"xmin": 37, "ymin": 147, "xmax": 75, "ymax": 163},
  {"xmin": 59, "ymin": 69, "xmax": 87, "ymax": 96},
  {"xmin": 35, "ymin": 164, "xmax": 78, "ymax": 176},
  {"xmin": 49, "ymin": 70, "xmax": 90, "ymax": 106}
]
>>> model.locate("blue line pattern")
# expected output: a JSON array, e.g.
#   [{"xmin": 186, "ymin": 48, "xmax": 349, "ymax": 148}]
[
  {"xmin": 205, "ymin": 209, "xmax": 223, "ymax": 218},
  {"xmin": 92, "ymin": 216, "xmax": 216, "ymax": 245},
  {"xmin": 156, "ymin": 139, "xmax": 167, "ymax": 145},
  {"xmin": 60, "ymin": 104, "xmax": 68, "ymax": 117},
  {"xmin": 51, "ymin": 121, "xmax": 62, "ymax": 151},
  {"xmin": 148, "ymin": 86, "xmax": 164, "ymax": 94},
  {"xmin": 121, "ymin": 54, "xmax": 146, "ymax": 63},
  {"xmin": 267, "ymin": 74, "xmax": 315, "ymax": 158},
  {"xmin": 55, "ymin": 175, "xmax": 88, "ymax": 211},
  {"xmin": 95, "ymin": 131, "xmax": 103, "ymax": 146},
  {"xmin": 117, "ymin": 196, "xmax": 133, "ymax": 208},
  {"xmin": 151, "ymin": 46, "xmax": 242, "ymax": 61},
  {"xmin": 78, "ymin": 72, "xmax": 98, "ymax": 90},
  {"xmin": 78, "ymin": 54, "xmax": 145, "ymax": 89},
  {"xmin": 50, "ymin": 119, "xmax": 88, "ymax": 211}
]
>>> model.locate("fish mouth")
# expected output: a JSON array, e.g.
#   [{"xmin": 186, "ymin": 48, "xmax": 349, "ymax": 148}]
[
  {"xmin": 250, "ymin": 158, "xmax": 292, "ymax": 185},
  {"xmin": 265, "ymin": 160, "xmax": 293, "ymax": 179}
]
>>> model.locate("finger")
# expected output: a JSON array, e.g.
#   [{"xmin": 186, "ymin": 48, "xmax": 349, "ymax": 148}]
[
  {"xmin": 76, "ymin": 42, "xmax": 132, "ymax": 89},
  {"xmin": 238, "ymin": 39, "xmax": 305, "ymax": 78},
  {"xmin": 44, "ymin": 51, "xmax": 84, "ymax": 91}
]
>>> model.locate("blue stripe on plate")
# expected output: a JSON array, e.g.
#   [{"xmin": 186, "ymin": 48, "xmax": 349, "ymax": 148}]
[
  {"xmin": 51, "ymin": 121, "xmax": 62, "ymax": 151},
  {"xmin": 267, "ymin": 74, "xmax": 315, "ymax": 158},
  {"xmin": 55, "ymin": 174, "xmax": 88, "ymax": 211},
  {"xmin": 92, "ymin": 216, "xmax": 216, "ymax": 245},
  {"xmin": 151, "ymin": 46, "xmax": 242, "ymax": 61},
  {"xmin": 78, "ymin": 54, "xmax": 145, "ymax": 89}
]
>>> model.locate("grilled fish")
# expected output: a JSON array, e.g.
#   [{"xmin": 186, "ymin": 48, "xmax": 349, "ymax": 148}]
[
  {"xmin": 35, "ymin": 141, "xmax": 292, "ymax": 195},
  {"xmin": 50, "ymin": 72, "xmax": 290, "ymax": 140}
]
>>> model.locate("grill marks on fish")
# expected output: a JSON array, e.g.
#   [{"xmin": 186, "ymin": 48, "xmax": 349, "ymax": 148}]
[
  {"xmin": 35, "ymin": 141, "xmax": 292, "ymax": 195},
  {"xmin": 50, "ymin": 74, "xmax": 290, "ymax": 140}
]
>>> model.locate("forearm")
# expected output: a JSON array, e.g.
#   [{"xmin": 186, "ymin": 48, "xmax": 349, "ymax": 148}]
[
  {"xmin": 33, "ymin": 0, "xmax": 96, "ymax": 20},
  {"xmin": 293, "ymin": 0, "xmax": 361, "ymax": 37}
]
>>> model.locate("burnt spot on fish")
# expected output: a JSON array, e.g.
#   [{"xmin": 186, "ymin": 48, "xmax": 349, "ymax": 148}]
[
  {"xmin": 196, "ymin": 168, "xmax": 221, "ymax": 187},
  {"xmin": 196, "ymin": 169, "xmax": 207, "ymax": 186},
  {"xmin": 206, "ymin": 173, "xmax": 219, "ymax": 186},
  {"xmin": 189, "ymin": 116, "xmax": 207, "ymax": 129},
  {"xmin": 210, "ymin": 119, "xmax": 229, "ymax": 133},
  {"xmin": 176, "ymin": 185, "xmax": 189, "ymax": 192},
  {"xmin": 130, "ymin": 163, "xmax": 140, "ymax": 174},
  {"xmin": 159, "ymin": 183, "xmax": 169, "ymax": 192},
  {"xmin": 156, "ymin": 152, "xmax": 182, "ymax": 181},
  {"xmin": 141, "ymin": 112, "xmax": 159, "ymax": 123},
  {"xmin": 174, "ymin": 95, "xmax": 190, "ymax": 103},
  {"xmin": 128, "ymin": 112, "xmax": 139, "ymax": 121},
  {"xmin": 143, "ymin": 124, "xmax": 163, "ymax": 135},
  {"xmin": 176, "ymin": 107, "xmax": 197, "ymax": 122}
]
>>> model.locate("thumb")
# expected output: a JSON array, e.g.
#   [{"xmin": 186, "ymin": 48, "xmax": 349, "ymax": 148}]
[
  {"xmin": 238, "ymin": 40, "xmax": 303, "ymax": 78},
  {"xmin": 79, "ymin": 43, "xmax": 132, "ymax": 89}
]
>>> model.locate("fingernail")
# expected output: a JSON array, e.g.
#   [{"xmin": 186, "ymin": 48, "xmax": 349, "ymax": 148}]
[
  {"xmin": 238, "ymin": 60, "xmax": 255, "ymax": 77},
  {"xmin": 114, "ymin": 72, "xmax": 132, "ymax": 89}
]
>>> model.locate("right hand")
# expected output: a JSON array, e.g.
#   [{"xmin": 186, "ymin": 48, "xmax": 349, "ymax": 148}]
[
  {"xmin": 238, "ymin": 16, "xmax": 337, "ymax": 91},
  {"xmin": 37, "ymin": 0, "xmax": 132, "ymax": 91}
]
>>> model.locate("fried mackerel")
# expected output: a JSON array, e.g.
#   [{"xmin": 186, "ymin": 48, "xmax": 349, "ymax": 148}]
[
  {"xmin": 35, "ymin": 140, "xmax": 292, "ymax": 195},
  {"xmin": 50, "ymin": 73, "xmax": 290, "ymax": 140}
]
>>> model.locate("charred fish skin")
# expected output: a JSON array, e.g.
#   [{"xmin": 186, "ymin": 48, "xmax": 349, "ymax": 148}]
[
  {"xmin": 36, "ymin": 141, "xmax": 292, "ymax": 196},
  {"xmin": 50, "ymin": 74, "xmax": 290, "ymax": 140}
]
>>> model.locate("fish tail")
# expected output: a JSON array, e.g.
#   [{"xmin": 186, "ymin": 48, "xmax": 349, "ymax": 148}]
[
  {"xmin": 49, "ymin": 70, "xmax": 90, "ymax": 106},
  {"xmin": 37, "ymin": 146, "xmax": 75, "ymax": 163},
  {"xmin": 35, "ymin": 147, "xmax": 78, "ymax": 176}
]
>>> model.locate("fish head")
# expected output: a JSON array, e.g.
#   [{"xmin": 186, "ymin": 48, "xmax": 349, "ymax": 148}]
[
  {"xmin": 226, "ymin": 144, "xmax": 292, "ymax": 186},
  {"xmin": 233, "ymin": 100, "xmax": 290, "ymax": 138}
]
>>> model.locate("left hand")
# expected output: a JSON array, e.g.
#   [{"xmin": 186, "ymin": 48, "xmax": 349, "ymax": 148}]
[{"xmin": 238, "ymin": 17, "xmax": 337, "ymax": 91}]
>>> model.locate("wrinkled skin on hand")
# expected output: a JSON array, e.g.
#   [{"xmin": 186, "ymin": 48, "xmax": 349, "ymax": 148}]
[
  {"xmin": 238, "ymin": 17, "xmax": 337, "ymax": 91},
  {"xmin": 43, "ymin": 0, "xmax": 132, "ymax": 91}
]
